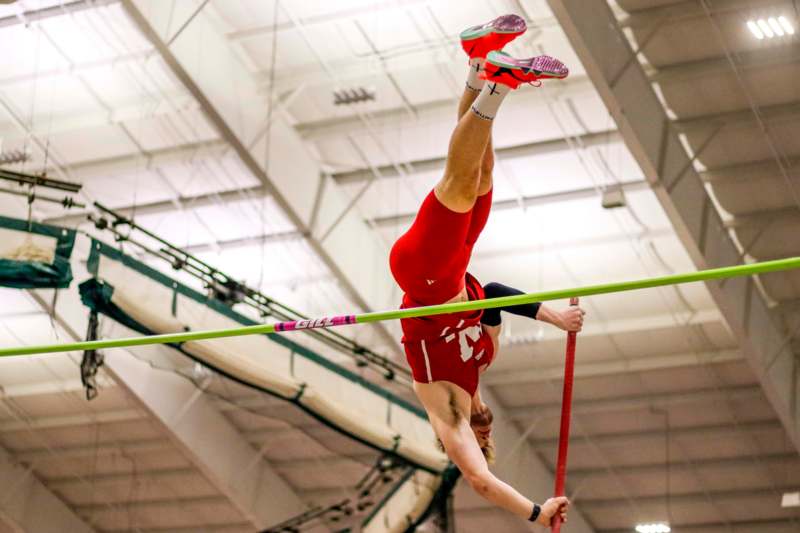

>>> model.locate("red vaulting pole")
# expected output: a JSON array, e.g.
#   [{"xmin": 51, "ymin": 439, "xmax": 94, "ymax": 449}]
[{"xmin": 552, "ymin": 297, "xmax": 579, "ymax": 532}]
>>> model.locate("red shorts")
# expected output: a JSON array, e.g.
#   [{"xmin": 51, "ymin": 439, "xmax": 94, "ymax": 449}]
[
  {"xmin": 402, "ymin": 302, "xmax": 496, "ymax": 396},
  {"xmin": 389, "ymin": 189, "xmax": 495, "ymax": 395},
  {"xmin": 389, "ymin": 188, "xmax": 492, "ymax": 305}
]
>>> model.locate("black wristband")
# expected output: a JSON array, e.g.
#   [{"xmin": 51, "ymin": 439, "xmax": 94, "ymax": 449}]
[{"xmin": 528, "ymin": 503, "xmax": 541, "ymax": 522}]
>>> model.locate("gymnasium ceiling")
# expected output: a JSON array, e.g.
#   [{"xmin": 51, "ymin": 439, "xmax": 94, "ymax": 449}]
[{"xmin": 0, "ymin": 1, "xmax": 798, "ymax": 532}]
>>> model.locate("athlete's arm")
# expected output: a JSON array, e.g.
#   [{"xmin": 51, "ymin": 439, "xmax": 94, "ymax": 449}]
[
  {"xmin": 536, "ymin": 303, "xmax": 585, "ymax": 332},
  {"xmin": 482, "ymin": 323, "xmax": 501, "ymax": 360},
  {"xmin": 481, "ymin": 281, "xmax": 585, "ymax": 332},
  {"xmin": 414, "ymin": 382, "xmax": 570, "ymax": 524}
]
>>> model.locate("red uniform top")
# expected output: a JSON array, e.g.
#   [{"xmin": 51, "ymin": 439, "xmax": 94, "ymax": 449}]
[{"xmin": 400, "ymin": 272, "xmax": 495, "ymax": 396}]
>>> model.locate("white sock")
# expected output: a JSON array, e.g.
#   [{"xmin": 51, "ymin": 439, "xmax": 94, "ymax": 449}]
[
  {"xmin": 470, "ymin": 81, "xmax": 512, "ymax": 121},
  {"xmin": 465, "ymin": 57, "xmax": 485, "ymax": 93}
]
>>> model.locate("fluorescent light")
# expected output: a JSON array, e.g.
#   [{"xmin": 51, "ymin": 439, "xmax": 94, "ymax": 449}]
[
  {"xmin": 768, "ymin": 17, "xmax": 785, "ymax": 36},
  {"xmin": 747, "ymin": 20, "xmax": 765, "ymax": 39},
  {"xmin": 782, "ymin": 491, "xmax": 800, "ymax": 508},
  {"xmin": 758, "ymin": 19, "xmax": 775, "ymax": 38},
  {"xmin": 778, "ymin": 16, "xmax": 796, "ymax": 35},
  {"xmin": 749, "ymin": 16, "xmax": 796, "ymax": 39},
  {"xmin": 635, "ymin": 524, "xmax": 671, "ymax": 533}
]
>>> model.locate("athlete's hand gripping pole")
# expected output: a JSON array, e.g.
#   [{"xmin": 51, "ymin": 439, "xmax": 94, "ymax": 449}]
[{"xmin": 552, "ymin": 297, "xmax": 579, "ymax": 532}]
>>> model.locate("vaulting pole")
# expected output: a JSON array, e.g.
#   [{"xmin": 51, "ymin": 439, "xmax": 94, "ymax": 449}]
[
  {"xmin": 1, "ymin": 256, "xmax": 798, "ymax": 357},
  {"xmin": 552, "ymin": 297, "xmax": 579, "ymax": 532}
]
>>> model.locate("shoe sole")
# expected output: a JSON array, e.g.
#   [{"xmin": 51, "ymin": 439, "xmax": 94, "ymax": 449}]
[
  {"xmin": 460, "ymin": 14, "xmax": 527, "ymax": 41},
  {"xmin": 487, "ymin": 52, "xmax": 568, "ymax": 78}
]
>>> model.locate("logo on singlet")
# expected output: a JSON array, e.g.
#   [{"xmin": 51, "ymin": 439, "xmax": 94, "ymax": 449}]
[{"xmin": 426, "ymin": 279, "xmax": 436, "ymax": 285}]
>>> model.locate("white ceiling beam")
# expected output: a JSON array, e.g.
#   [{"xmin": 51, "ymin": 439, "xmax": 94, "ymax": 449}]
[
  {"xmin": 14, "ymin": 439, "xmax": 172, "ymax": 463},
  {"xmin": 226, "ymin": 0, "xmax": 434, "ymax": 42},
  {"xmin": 332, "ymin": 129, "xmax": 623, "ymax": 184},
  {"xmin": 618, "ymin": 0, "xmax": 788, "ymax": 28},
  {"xmin": 547, "ymin": 0, "xmax": 800, "ymax": 452},
  {"xmin": 0, "ymin": 409, "xmax": 143, "ymax": 433},
  {"xmin": 73, "ymin": 495, "xmax": 227, "ymax": 515},
  {"xmin": 483, "ymin": 349, "xmax": 742, "ymax": 386},
  {"xmin": 469, "ymin": 226, "xmax": 677, "ymax": 264},
  {"xmin": 0, "ymin": 50, "xmax": 150, "ymax": 89},
  {"xmin": 0, "ymin": 92, "xmax": 194, "ymax": 139},
  {"xmin": 41, "ymin": 141, "xmax": 241, "ymax": 227},
  {"xmin": 121, "ymin": 0, "xmax": 400, "ymax": 351},
  {"xmin": 699, "ymin": 157, "xmax": 800, "ymax": 185},
  {"xmin": 570, "ymin": 451, "xmax": 798, "ymax": 478},
  {"xmin": 372, "ymin": 179, "xmax": 649, "ymax": 227},
  {"xmin": 102, "ymin": 350, "xmax": 308, "ymax": 529},
  {"xmin": 45, "ymin": 467, "xmax": 199, "ymax": 489},
  {"xmin": 531, "ymin": 419, "xmax": 783, "ymax": 449},
  {"xmin": 44, "ymin": 182, "xmax": 261, "ymax": 227},
  {"xmin": 52, "ymin": 138, "xmax": 228, "ymax": 180},
  {"xmin": 0, "ymin": 378, "xmax": 109, "ymax": 398},
  {"xmin": 579, "ymin": 485, "xmax": 795, "ymax": 507},
  {"xmin": 296, "ymin": 75, "xmax": 597, "ymax": 142},
  {"xmin": 597, "ymin": 518, "xmax": 798, "ymax": 533},
  {"xmin": 179, "ymin": 229, "xmax": 303, "ymax": 255},
  {"xmin": 673, "ymin": 101, "xmax": 800, "ymax": 132},
  {"xmin": 650, "ymin": 46, "xmax": 800, "ymax": 84},
  {"xmin": 506, "ymin": 384, "xmax": 763, "ymax": 420},
  {"xmin": 723, "ymin": 207, "xmax": 800, "ymax": 231},
  {"xmin": 0, "ymin": 444, "xmax": 94, "ymax": 533},
  {"xmin": 501, "ymin": 308, "xmax": 724, "ymax": 345},
  {"xmin": 0, "ymin": 0, "xmax": 119, "ymax": 28}
]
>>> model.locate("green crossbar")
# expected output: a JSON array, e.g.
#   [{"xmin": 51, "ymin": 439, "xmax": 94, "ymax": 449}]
[{"xmin": 2, "ymin": 256, "xmax": 798, "ymax": 357}]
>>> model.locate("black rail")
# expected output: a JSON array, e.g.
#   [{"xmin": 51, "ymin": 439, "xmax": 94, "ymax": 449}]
[{"xmin": 89, "ymin": 201, "xmax": 409, "ymax": 383}]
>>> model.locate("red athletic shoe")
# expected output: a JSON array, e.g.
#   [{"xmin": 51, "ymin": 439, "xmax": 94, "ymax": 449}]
[
  {"xmin": 460, "ymin": 14, "xmax": 527, "ymax": 59},
  {"xmin": 482, "ymin": 51, "xmax": 569, "ymax": 89}
]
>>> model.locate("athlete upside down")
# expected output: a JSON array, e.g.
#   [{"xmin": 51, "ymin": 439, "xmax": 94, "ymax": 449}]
[{"xmin": 389, "ymin": 14, "xmax": 585, "ymax": 527}]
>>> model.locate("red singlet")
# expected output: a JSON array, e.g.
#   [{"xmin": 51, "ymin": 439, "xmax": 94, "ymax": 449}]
[{"xmin": 389, "ymin": 189, "xmax": 495, "ymax": 396}]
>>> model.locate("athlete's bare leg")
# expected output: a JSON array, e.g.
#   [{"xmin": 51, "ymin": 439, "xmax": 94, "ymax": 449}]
[
  {"xmin": 435, "ymin": 15, "xmax": 528, "ymax": 213},
  {"xmin": 433, "ymin": 81, "xmax": 498, "ymax": 306},
  {"xmin": 435, "ymin": 89, "xmax": 495, "ymax": 213},
  {"xmin": 456, "ymin": 87, "xmax": 495, "ymax": 197}
]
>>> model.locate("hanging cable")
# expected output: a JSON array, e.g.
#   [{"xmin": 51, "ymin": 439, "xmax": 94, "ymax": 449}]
[{"xmin": 258, "ymin": 0, "xmax": 281, "ymax": 291}]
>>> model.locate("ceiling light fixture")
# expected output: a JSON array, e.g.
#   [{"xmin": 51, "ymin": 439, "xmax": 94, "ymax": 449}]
[
  {"xmin": 778, "ymin": 16, "xmax": 796, "ymax": 35},
  {"xmin": 768, "ymin": 17, "xmax": 785, "ymax": 36},
  {"xmin": 635, "ymin": 524, "xmax": 671, "ymax": 533},
  {"xmin": 0, "ymin": 148, "xmax": 29, "ymax": 166},
  {"xmin": 782, "ymin": 491, "xmax": 800, "ymax": 508},
  {"xmin": 748, "ymin": 16, "xmax": 795, "ymax": 39},
  {"xmin": 601, "ymin": 186, "xmax": 626, "ymax": 209},
  {"xmin": 747, "ymin": 20, "xmax": 765, "ymax": 39},
  {"xmin": 758, "ymin": 18, "xmax": 775, "ymax": 38},
  {"xmin": 333, "ymin": 86, "xmax": 376, "ymax": 106}
]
